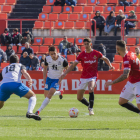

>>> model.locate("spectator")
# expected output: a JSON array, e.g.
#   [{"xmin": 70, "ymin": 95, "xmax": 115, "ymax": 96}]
[
  {"xmin": 21, "ymin": 28, "xmax": 33, "ymax": 44},
  {"xmin": 114, "ymin": 10, "xmax": 126, "ymax": 36},
  {"xmin": 98, "ymin": 43, "xmax": 106, "ymax": 71},
  {"xmin": 119, "ymin": 0, "xmax": 133, "ymax": 11},
  {"xmin": 59, "ymin": 36, "xmax": 69, "ymax": 58},
  {"xmin": 125, "ymin": 11, "xmax": 137, "ymax": 36},
  {"xmin": 135, "ymin": 47, "xmax": 140, "ymax": 60},
  {"xmin": 29, "ymin": 53, "xmax": 40, "ymax": 71},
  {"xmin": 11, "ymin": 28, "xmax": 22, "ymax": 46},
  {"xmin": 0, "ymin": 47, "xmax": 7, "ymax": 66},
  {"xmin": 68, "ymin": 42, "xmax": 80, "ymax": 55},
  {"xmin": 40, "ymin": 54, "xmax": 46, "ymax": 65},
  {"xmin": 104, "ymin": 11, "xmax": 116, "ymax": 35},
  {"xmin": 5, "ymin": 44, "xmax": 15, "ymax": 61},
  {"xmin": 70, "ymin": 62, "xmax": 78, "ymax": 71},
  {"xmin": 92, "ymin": 11, "xmax": 105, "ymax": 36},
  {"xmin": 38, "ymin": 62, "xmax": 44, "ymax": 71},
  {"xmin": 54, "ymin": 0, "xmax": 65, "ymax": 6},
  {"xmin": 19, "ymin": 52, "xmax": 31, "ymax": 70},
  {"xmin": 65, "ymin": 0, "xmax": 77, "ymax": 7},
  {"xmin": 21, "ymin": 42, "xmax": 34, "ymax": 55},
  {"xmin": 1, "ymin": 28, "xmax": 11, "ymax": 45}
]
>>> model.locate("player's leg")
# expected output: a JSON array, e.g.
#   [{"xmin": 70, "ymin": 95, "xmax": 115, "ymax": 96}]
[{"xmin": 0, "ymin": 101, "xmax": 4, "ymax": 109}]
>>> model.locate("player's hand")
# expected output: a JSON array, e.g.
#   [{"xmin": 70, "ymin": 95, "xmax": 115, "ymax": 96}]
[
  {"xmin": 28, "ymin": 79, "xmax": 32, "ymax": 88},
  {"xmin": 105, "ymin": 81, "xmax": 113, "ymax": 87},
  {"xmin": 110, "ymin": 66, "xmax": 115, "ymax": 71},
  {"xmin": 58, "ymin": 74, "xmax": 66, "ymax": 85}
]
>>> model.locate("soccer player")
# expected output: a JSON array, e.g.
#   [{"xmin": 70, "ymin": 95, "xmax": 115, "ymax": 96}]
[
  {"xmin": 0, "ymin": 55, "xmax": 41, "ymax": 121},
  {"xmin": 59, "ymin": 38, "xmax": 114, "ymax": 115},
  {"xmin": 106, "ymin": 40, "xmax": 140, "ymax": 114},
  {"xmin": 35, "ymin": 46, "xmax": 68, "ymax": 115}
]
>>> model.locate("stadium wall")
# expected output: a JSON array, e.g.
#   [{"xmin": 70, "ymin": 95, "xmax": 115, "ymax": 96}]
[{"xmin": 21, "ymin": 71, "xmax": 128, "ymax": 94}]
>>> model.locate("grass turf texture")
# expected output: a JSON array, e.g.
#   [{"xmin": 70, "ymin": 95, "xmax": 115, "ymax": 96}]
[{"xmin": 0, "ymin": 94, "xmax": 140, "ymax": 140}]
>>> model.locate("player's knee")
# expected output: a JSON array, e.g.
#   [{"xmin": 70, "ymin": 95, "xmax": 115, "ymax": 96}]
[
  {"xmin": 137, "ymin": 104, "xmax": 140, "ymax": 110},
  {"xmin": 77, "ymin": 96, "xmax": 82, "ymax": 101},
  {"xmin": 0, "ymin": 102, "xmax": 4, "ymax": 109},
  {"xmin": 89, "ymin": 89, "xmax": 93, "ymax": 93}
]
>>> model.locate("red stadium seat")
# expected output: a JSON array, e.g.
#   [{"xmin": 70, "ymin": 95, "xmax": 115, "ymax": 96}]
[
  {"xmin": 125, "ymin": 6, "xmax": 135, "ymax": 14},
  {"xmin": 137, "ymin": 22, "xmax": 140, "ymax": 29},
  {"xmin": 33, "ymin": 21, "xmax": 43, "ymax": 29},
  {"xmin": 79, "ymin": 14, "xmax": 89, "ymax": 21},
  {"xmin": 90, "ymin": 14, "xmax": 95, "ymax": 19},
  {"xmin": 6, "ymin": 0, "xmax": 16, "ymax": 5},
  {"xmin": 43, "ymin": 38, "xmax": 54, "ymax": 45},
  {"xmin": 101, "ymin": 14, "xmax": 108, "ymax": 19},
  {"xmin": 75, "ymin": 22, "xmax": 85, "ymax": 29},
  {"xmin": 0, "ymin": 0, "xmax": 5, "ymax": 5},
  {"xmin": 54, "ymin": 46, "xmax": 59, "ymax": 52},
  {"xmin": 137, "ymin": 38, "xmax": 140, "ymax": 45},
  {"xmin": 94, "ymin": 6, "xmax": 104, "ymax": 13},
  {"xmin": 131, "ymin": 0, "xmax": 139, "ymax": 6},
  {"xmin": 63, "ymin": 6, "xmax": 72, "ymax": 13},
  {"xmin": 67, "ymin": 55, "xmax": 76, "ymax": 62},
  {"xmin": 2, "ymin": 5, "xmax": 12, "ymax": 13},
  {"xmin": 13, "ymin": 46, "xmax": 17, "ymax": 52},
  {"xmin": 115, "ymin": 6, "xmax": 124, "ymax": 13},
  {"xmin": 48, "ymin": 14, "xmax": 58, "ymax": 21},
  {"xmin": 126, "ymin": 38, "xmax": 136, "ymax": 46},
  {"xmin": 46, "ymin": 0, "xmax": 55, "ymax": 5},
  {"xmin": 0, "ymin": 6, "xmax": 1, "ymax": 13},
  {"xmin": 85, "ymin": 21, "xmax": 91, "ymax": 29},
  {"xmin": 0, "ymin": 13, "xmax": 7, "ymax": 19},
  {"xmin": 54, "ymin": 21, "xmax": 64, "ymax": 29},
  {"xmin": 18, "ymin": 46, "xmax": 25, "ymax": 53},
  {"xmin": 17, "ymin": 54, "xmax": 21, "ymax": 59},
  {"xmin": 64, "ymin": 22, "xmax": 74, "ymax": 29},
  {"xmin": 136, "ymin": 6, "xmax": 140, "ymax": 13},
  {"xmin": 52, "ymin": 6, "xmax": 62, "ymax": 13},
  {"xmin": 129, "ymin": 46, "xmax": 137, "ymax": 53},
  {"xmin": 77, "ymin": 63, "xmax": 83, "ymax": 71},
  {"xmin": 77, "ymin": 0, "xmax": 87, "ymax": 5},
  {"xmin": 83, "ymin": 6, "xmax": 93, "ymax": 14},
  {"xmin": 73, "ymin": 6, "xmax": 83, "ymax": 14},
  {"xmin": 1, "ymin": 63, "xmax": 9, "ymax": 68},
  {"xmin": 104, "ymin": 6, "xmax": 114, "ymax": 13},
  {"xmin": 87, "ymin": 0, "xmax": 96, "ymax": 6},
  {"xmin": 67, "ymin": 38, "xmax": 74, "ymax": 44},
  {"xmin": 1, "ymin": 46, "xmax": 7, "ymax": 52},
  {"xmin": 108, "ymin": 0, "xmax": 118, "ymax": 5},
  {"xmin": 31, "ymin": 46, "xmax": 39, "ymax": 53},
  {"xmin": 68, "ymin": 14, "xmax": 79, "ymax": 21},
  {"xmin": 111, "ymin": 63, "xmax": 120, "ymax": 71},
  {"xmin": 97, "ymin": 0, "xmax": 107, "ymax": 5},
  {"xmin": 42, "ymin": 6, "xmax": 51, "ymax": 13},
  {"xmin": 44, "ymin": 21, "xmax": 54, "ymax": 29},
  {"xmin": 81, "ymin": 46, "xmax": 85, "ymax": 51},
  {"xmin": 54, "ymin": 38, "xmax": 63, "ymax": 45},
  {"xmin": 33, "ymin": 38, "xmax": 43, "ymax": 45},
  {"xmin": 114, "ymin": 55, "xmax": 123, "ymax": 62},
  {"xmin": 38, "ymin": 13, "xmax": 48, "ymax": 21},
  {"xmin": 76, "ymin": 38, "xmax": 84, "ymax": 45},
  {"xmin": 59, "ymin": 14, "xmax": 68, "ymax": 21},
  {"xmin": 39, "ymin": 46, "xmax": 49, "ymax": 53}
]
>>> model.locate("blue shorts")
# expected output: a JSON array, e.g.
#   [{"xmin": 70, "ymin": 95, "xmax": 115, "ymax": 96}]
[
  {"xmin": 0, "ymin": 82, "xmax": 30, "ymax": 101},
  {"xmin": 44, "ymin": 77, "xmax": 59, "ymax": 91}
]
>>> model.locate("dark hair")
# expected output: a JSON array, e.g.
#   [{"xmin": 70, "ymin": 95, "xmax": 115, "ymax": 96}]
[
  {"xmin": 83, "ymin": 37, "xmax": 91, "ymax": 43},
  {"xmin": 49, "ymin": 46, "xmax": 56, "ymax": 52},
  {"xmin": 108, "ymin": 11, "xmax": 114, "ymax": 20},
  {"xmin": 10, "ymin": 55, "xmax": 19, "ymax": 64},
  {"xmin": 14, "ymin": 28, "xmax": 18, "ymax": 32},
  {"xmin": 116, "ymin": 40, "xmax": 126, "ymax": 48}
]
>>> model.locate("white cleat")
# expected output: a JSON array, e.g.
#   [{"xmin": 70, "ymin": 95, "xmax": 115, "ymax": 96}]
[{"xmin": 89, "ymin": 108, "xmax": 94, "ymax": 116}]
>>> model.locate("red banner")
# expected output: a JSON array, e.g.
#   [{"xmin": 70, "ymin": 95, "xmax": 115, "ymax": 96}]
[{"xmin": 21, "ymin": 71, "xmax": 128, "ymax": 94}]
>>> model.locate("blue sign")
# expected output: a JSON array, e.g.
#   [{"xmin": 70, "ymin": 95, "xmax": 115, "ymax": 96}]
[
  {"xmin": 21, "ymin": 47, "xmax": 25, "ymax": 51},
  {"xmin": 125, "ymin": 14, "xmax": 128, "ymax": 18},
  {"xmin": 66, "ymin": 7, "xmax": 70, "ymax": 11},
  {"xmin": 41, "ymin": 14, "xmax": 46, "ymax": 18},
  {"xmin": 83, "ymin": 14, "xmax": 87, "ymax": 18},
  {"xmin": 38, "ymin": 56, "xmax": 42, "ymax": 60},
  {"xmin": 133, "ymin": 0, "xmax": 137, "ymax": 3},
  {"xmin": 78, "ymin": 39, "xmax": 82, "ymax": 43},
  {"xmin": 107, "ymin": 7, "xmax": 111, "ymax": 11},
  {"xmin": 36, "ymin": 39, "xmax": 41, "ymax": 43},
  {"xmin": 58, "ymin": 22, "xmax": 62, "ymax": 26},
  {"xmin": 91, "ymin": 0, "xmax": 95, "ymax": 3},
  {"xmin": 49, "ymin": 0, "xmax": 53, "ymax": 3}
]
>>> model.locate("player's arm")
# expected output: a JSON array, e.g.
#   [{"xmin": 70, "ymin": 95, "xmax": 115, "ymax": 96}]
[
  {"xmin": 63, "ymin": 59, "xmax": 69, "ymax": 71},
  {"xmin": 21, "ymin": 69, "xmax": 32, "ymax": 88},
  {"xmin": 43, "ymin": 58, "xmax": 48, "ymax": 85},
  {"xmin": 105, "ymin": 69, "xmax": 130, "ymax": 87}
]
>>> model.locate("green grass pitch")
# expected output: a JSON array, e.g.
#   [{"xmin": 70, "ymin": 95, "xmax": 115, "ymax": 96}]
[{"xmin": 0, "ymin": 94, "xmax": 140, "ymax": 140}]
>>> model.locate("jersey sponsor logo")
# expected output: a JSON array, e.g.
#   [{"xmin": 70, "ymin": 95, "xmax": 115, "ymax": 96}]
[
  {"xmin": 84, "ymin": 60, "xmax": 96, "ymax": 64},
  {"xmin": 93, "ymin": 55, "xmax": 97, "ymax": 59},
  {"xmin": 136, "ymin": 94, "xmax": 140, "ymax": 98},
  {"xmin": 58, "ymin": 61, "xmax": 61, "ymax": 65},
  {"xmin": 124, "ymin": 61, "xmax": 129, "ymax": 64}
]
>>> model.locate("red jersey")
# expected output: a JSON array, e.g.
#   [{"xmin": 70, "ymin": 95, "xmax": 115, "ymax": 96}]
[
  {"xmin": 76, "ymin": 49, "xmax": 103, "ymax": 79},
  {"xmin": 123, "ymin": 51, "xmax": 140, "ymax": 83}
]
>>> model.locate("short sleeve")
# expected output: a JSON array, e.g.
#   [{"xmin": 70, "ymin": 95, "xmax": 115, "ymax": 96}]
[
  {"xmin": 63, "ymin": 59, "xmax": 68, "ymax": 67},
  {"xmin": 21, "ymin": 65, "xmax": 26, "ymax": 70},
  {"xmin": 123, "ymin": 58, "xmax": 131, "ymax": 70},
  {"xmin": 45, "ymin": 58, "xmax": 48, "ymax": 66},
  {"xmin": 98, "ymin": 51, "xmax": 103, "ymax": 58}
]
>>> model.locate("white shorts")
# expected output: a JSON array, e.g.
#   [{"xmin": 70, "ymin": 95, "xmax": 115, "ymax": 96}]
[
  {"xmin": 120, "ymin": 81, "xmax": 140, "ymax": 104},
  {"xmin": 78, "ymin": 77, "xmax": 97, "ymax": 90}
]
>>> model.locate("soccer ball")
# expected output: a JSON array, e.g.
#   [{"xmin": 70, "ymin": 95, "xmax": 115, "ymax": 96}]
[{"xmin": 69, "ymin": 108, "xmax": 79, "ymax": 118}]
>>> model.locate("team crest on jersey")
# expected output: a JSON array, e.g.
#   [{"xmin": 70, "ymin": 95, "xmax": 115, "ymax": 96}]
[
  {"xmin": 84, "ymin": 57, "xmax": 87, "ymax": 59},
  {"xmin": 93, "ymin": 55, "xmax": 97, "ymax": 59},
  {"xmin": 58, "ymin": 61, "xmax": 61, "ymax": 65}
]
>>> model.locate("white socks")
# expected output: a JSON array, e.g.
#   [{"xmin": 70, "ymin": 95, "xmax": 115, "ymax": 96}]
[
  {"xmin": 28, "ymin": 96, "xmax": 36, "ymax": 113},
  {"xmin": 53, "ymin": 91, "xmax": 61, "ymax": 96},
  {"xmin": 38, "ymin": 97, "xmax": 50, "ymax": 112}
]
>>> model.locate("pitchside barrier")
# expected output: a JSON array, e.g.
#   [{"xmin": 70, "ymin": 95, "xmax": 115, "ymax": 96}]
[{"xmin": 21, "ymin": 71, "xmax": 128, "ymax": 94}]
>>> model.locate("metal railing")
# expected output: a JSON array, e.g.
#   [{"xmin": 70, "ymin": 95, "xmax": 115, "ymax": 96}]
[{"xmin": 90, "ymin": 19, "xmax": 96, "ymax": 38}]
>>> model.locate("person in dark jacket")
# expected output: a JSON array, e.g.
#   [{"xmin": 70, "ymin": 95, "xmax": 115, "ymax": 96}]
[
  {"xmin": 0, "ymin": 47, "xmax": 7, "ymax": 65},
  {"xmin": 98, "ymin": 43, "xmax": 106, "ymax": 71},
  {"xmin": 40, "ymin": 54, "xmax": 46, "ymax": 65},
  {"xmin": 125, "ymin": 10, "xmax": 137, "ymax": 36},
  {"xmin": 29, "ymin": 53, "xmax": 40, "ymax": 70},
  {"xmin": 1, "ymin": 28, "xmax": 11, "ymax": 45},
  {"xmin": 65, "ymin": 0, "xmax": 77, "ymax": 7},
  {"xmin": 70, "ymin": 61, "xmax": 78, "ymax": 71},
  {"xmin": 20, "ymin": 52, "xmax": 31, "ymax": 70},
  {"xmin": 54, "ymin": 0, "xmax": 65, "ymax": 6},
  {"xmin": 68, "ymin": 42, "xmax": 80, "ymax": 55},
  {"xmin": 92, "ymin": 11, "xmax": 105, "ymax": 36},
  {"xmin": 21, "ymin": 42, "xmax": 34, "ymax": 55},
  {"xmin": 114, "ymin": 10, "xmax": 126, "ymax": 36},
  {"xmin": 5, "ymin": 44, "xmax": 15, "ymax": 61},
  {"xmin": 119, "ymin": 0, "xmax": 133, "ymax": 11},
  {"xmin": 21, "ymin": 28, "xmax": 33, "ymax": 44},
  {"xmin": 104, "ymin": 11, "xmax": 116, "ymax": 35}
]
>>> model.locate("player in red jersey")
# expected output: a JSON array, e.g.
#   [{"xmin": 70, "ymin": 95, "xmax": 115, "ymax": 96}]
[
  {"xmin": 106, "ymin": 40, "xmax": 140, "ymax": 114},
  {"xmin": 59, "ymin": 38, "xmax": 114, "ymax": 115}
]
